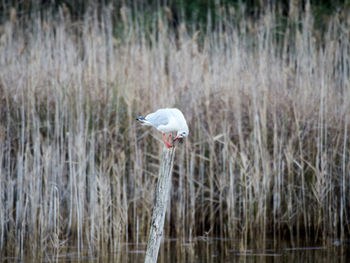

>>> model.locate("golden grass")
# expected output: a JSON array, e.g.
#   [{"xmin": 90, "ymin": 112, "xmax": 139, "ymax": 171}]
[{"xmin": 0, "ymin": 4, "xmax": 349, "ymax": 257}]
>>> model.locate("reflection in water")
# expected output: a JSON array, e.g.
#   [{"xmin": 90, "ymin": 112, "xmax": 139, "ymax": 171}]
[{"xmin": 7, "ymin": 238, "xmax": 350, "ymax": 263}]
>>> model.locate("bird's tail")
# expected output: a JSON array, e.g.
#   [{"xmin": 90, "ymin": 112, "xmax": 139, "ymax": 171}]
[{"xmin": 136, "ymin": 116, "xmax": 152, "ymax": 126}]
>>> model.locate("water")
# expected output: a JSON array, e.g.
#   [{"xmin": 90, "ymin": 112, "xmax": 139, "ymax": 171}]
[{"xmin": 4, "ymin": 238, "xmax": 349, "ymax": 263}]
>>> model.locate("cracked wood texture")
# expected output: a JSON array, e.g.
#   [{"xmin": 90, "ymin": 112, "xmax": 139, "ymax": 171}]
[{"xmin": 144, "ymin": 146, "xmax": 176, "ymax": 263}]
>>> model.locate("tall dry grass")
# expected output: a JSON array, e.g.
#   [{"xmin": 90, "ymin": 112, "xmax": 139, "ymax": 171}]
[{"xmin": 0, "ymin": 3, "xmax": 349, "ymax": 257}]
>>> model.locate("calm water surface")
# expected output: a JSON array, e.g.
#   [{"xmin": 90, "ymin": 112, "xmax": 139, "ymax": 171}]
[{"xmin": 6, "ymin": 238, "xmax": 350, "ymax": 263}]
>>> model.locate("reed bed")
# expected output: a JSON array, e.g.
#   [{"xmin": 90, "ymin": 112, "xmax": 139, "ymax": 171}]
[{"xmin": 0, "ymin": 3, "xmax": 349, "ymax": 257}]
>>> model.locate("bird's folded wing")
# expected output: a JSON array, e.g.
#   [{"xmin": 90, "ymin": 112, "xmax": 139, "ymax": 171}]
[{"xmin": 146, "ymin": 110, "xmax": 170, "ymax": 127}]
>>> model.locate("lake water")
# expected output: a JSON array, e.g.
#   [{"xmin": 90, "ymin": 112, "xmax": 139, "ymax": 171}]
[{"xmin": 4, "ymin": 238, "xmax": 349, "ymax": 262}]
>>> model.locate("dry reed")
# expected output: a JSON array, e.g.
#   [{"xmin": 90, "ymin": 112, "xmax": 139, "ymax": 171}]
[{"xmin": 0, "ymin": 3, "xmax": 349, "ymax": 258}]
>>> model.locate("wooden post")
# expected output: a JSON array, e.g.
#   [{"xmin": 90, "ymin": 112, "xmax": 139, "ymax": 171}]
[{"xmin": 144, "ymin": 146, "xmax": 176, "ymax": 263}]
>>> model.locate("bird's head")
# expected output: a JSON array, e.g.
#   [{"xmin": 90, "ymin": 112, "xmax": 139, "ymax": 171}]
[{"xmin": 173, "ymin": 130, "xmax": 189, "ymax": 142}]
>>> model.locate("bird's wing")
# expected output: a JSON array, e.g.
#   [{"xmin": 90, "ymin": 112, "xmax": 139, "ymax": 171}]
[{"xmin": 145, "ymin": 109, "xmax": 170, "ymax": 128}]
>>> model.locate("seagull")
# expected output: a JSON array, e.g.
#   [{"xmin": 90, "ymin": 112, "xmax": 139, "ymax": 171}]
[{"xmin": 136, "ymin": 108, "xmax": 189, "ymax": 148}]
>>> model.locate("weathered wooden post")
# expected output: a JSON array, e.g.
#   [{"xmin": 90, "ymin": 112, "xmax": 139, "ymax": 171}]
[{"xmin": 144, "ymin": 146, "xmax": 176, "ymax": 263}]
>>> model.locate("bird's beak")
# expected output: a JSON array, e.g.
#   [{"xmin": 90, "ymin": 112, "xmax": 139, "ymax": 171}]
[{"xmin": 173, "ymin": 136, "xmax": 179, "ymax": 142}]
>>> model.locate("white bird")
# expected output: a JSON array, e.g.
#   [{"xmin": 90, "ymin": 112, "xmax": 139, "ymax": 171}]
[{"xmin": 136, "ymin": 108, "xmax": 189, "ymax": 148}]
